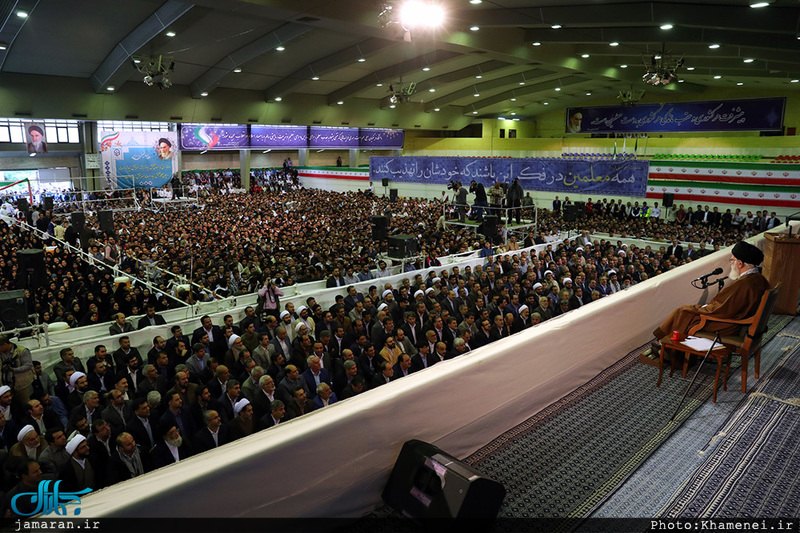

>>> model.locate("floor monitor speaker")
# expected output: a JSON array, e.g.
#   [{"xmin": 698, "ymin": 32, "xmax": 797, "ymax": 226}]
[
  {"xmin": 0, "ymin": 290, "xmax": 28, "ymax": 332},
  {"xmin": 98, "ymin": 210, "xmax": 114, "ymax": 235},
  {"xmin": 372, "ymin": 215, "xmax": 388, "ymax": 241}
]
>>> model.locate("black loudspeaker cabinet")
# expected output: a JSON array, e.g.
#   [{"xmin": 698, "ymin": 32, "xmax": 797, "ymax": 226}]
[
  {"xmin": 16, "ymin": 249, "xmax": 46, "ymax": 289},
  {"xmin": 0, "ymin": 290, "xmax": 28, "ymax": 332},
  {"xmin": 382, "ymin": 178, "xmax": 389, "ymax": 187},
  {"xmin": 662, "ymin": 193, "xmax": 674, "ymax": 208},
  {"xmin": 98, "ymin": 210, "xmax": 114, "ymax": 235},
  {"xmin": 383, "ymin": 439, "xmax": 506, "ymax": 520},
  {"xmin": 372, "ymin": 215, "xmax": 388, "ymax": 241},
  {"xmin": 16, "ymin": 198, "xmax": 29, "ymax": 212},
  {"xmin": 388, "ymin": 235, "xmax": 418, "ymax": 258},
  {"xmin": 390, "ymin": 188, "xmax": 398, "ymax": 202},
  {"xmin": 482, "ymin": 215, "xmax": 498, "ymax": 238},
  {"xmin": 43, "ymin": 196, "xmax": 54, "ymax": 211},
  {"xmin": 563, "ymin": 205, "xmax": 577, "ymax": 222},
  {"xmin": 71, "ymin": 212, "xmax": 86, "ymax": 233},
  {"xmin": 573, "ymin": 201, "xmax": 586, "ymax": 217}
]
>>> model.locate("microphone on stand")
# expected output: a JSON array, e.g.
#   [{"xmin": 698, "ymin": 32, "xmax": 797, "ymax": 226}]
[{"xmin": 692, "ymin": 267, "xmax": 723, "ymax": 282}]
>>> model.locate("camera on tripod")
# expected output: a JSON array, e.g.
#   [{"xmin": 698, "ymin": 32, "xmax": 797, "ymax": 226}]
[{"xmin": 447, "ymin": 180, "xmax": 461, "ymax": 191}]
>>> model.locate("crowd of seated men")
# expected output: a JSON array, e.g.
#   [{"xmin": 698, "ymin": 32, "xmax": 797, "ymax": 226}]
[{"xmin": 0, "ymin": 222, "xmax": 738, "ymax": 508}]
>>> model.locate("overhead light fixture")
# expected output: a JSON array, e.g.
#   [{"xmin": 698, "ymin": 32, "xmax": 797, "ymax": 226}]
[
  {"xmin": 475, "ymin": 75, "xmax": 482, "ymax": 79},
  {"xmin": 429, "ymin": 88, "xmax": 435, "ymax": 92},
  {"xmin": 743, "ymin": 58, "xmax": 754, "ymax": 63},
  {"xmin": 620, "ymin": 64, "xmax": 628, "ymax": 68},
  {"xmin": 532, "ymin": 41, "xmax": 541, "ymax": 46},
  {"xmin": 165, "ymin": 31, "xmax": 176, "ymax": 37},
  {"xmin": 498, "ymin": 117, "xmax": 505, "ymax": 120},
  {"xmin": 434, "ymin": 108, "xmax": 440, "ymax": 111},
  {"xmin": 470, "ymin": 0, "xmax": 482, "ymax": 4},
  {"xmin": 581, "ymin": 53, "xmax": 590, "ymax": 58},
  {"xmin": 737, "ymin": 82, "xmax": 744, "ymax": 85},
  {"xmin": 543, "ymin": 102, "xmax": 549, "ymax": 105},
  {"xmin": 586, "ymin": 91, "xmax": 592, "ymax": 96},
  {"xmin": 470, "ymin": 26, "xmax": 479, "ymax": 31},
  {"xmin": 422, "ymin": 66, "xmax": 430, "ymax": 71},
  {"xmin": 749, "ymin": 1, "xmax": 770, "ymax": 7},
  {"xmin": 713, "ymin": 75, "xmax": 722, "ymax": 79},
  {"xmin": 276, "ymin": 46, "xmax": 285, "ymax": 51},
  {"xmin": 29, "ymin": 153, "xmax": 35, "ymax": 157},
  {"xmin": 660, "ymin": 24, "xmax": 673, "ymax": 30},
  {"xmin": 133, "ymin": 54, "xmax": 176, "ymax": 89},
  {"xmin": 472, "ymin": 111, "xmax": 478, "ymax": 114},
  {"xmin": 642, "ymin": 43, "xmax": 684, "ymax": 86},
  {"xmin": 16, "ymin": 11, "xmax": 28, "ymax": 18},
  {"xmin": 0, "ymin": 43, "xmax": 7, "ymax": 51},
  {"xmin": 791, "ymin": 79, "xmax": 799, "ymax": 83},
  {"xmin": 609, "ymin": 42, "xmax": 619, "ymax": 47},
  {"xmin": 686, "ymin": 67, "xmax": 695, "ymax": 71},
  {"xmin": 510, "ymin": 97, "xmax": 516, "ymax": 101},
  {"xmin": 274, "ymin": 97, "xmax": 282, "ymax": 101},
  {"xmin": 678, "ymin": 79, "xmax": 684, "ymax": 83},
  {"xmin": 389, "ymin": 104, "xmax": 396, "ymax": 108},
  {"xmin": 106, "ymin": 86, "xmax": 115, "ymax": 92},
  {"xmin": 337, "ymin": 100, "xmax": 344, "ymax": 105},
  {"xmin": 132, "ymin": 58, "xmax": 141, "ymax": 64},
  {"xmin": 263, "ymin": 149, "xmax": 272, "ymax": 153},
  {"xmin": 519, "ymin": 81, "xmax": 525, "ymax": 85},
  {"xmin": 233, "ymin": 67, "xmax": 243, "ymax": 73},
  {"xmin": 200, "ymin": 150, "xmax": 208, "ymax": 155},
  {"xmin": 708, "ymin": 44, "xmax": 720, "ymax": 49},
  {"xmin": 358, "ymin": 57, "xmax": 366, "ymax": 62},
  {"xmin": 473, "ymin": 92, "xmax": 480, "ymax": 97},
  {"xmin": 510, "ymin": 112, "xmax": 516, "ymax": 115},
  {"xmin": 551, "ymin": 24, "xmax": 561, "ymax": 29},
  {"xmin": 311, "ymin": 76, "xmax": 320, "ymax": 80},
  {"xmin": 554, "ymin": 87, "xmax": 561, "ymax": 91},
  {"xmin": 200, "ymin": 91, "xmax": 208, "ymax": 97}
]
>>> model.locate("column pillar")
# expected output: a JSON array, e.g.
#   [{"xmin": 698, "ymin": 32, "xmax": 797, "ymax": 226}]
[
  {"xmin": 349, "ymin": 149, "xmax": 359, "ymax": 168},
  {"xmin": 239, "ymin": 150, "xmax": 251, "ymax": 190}
]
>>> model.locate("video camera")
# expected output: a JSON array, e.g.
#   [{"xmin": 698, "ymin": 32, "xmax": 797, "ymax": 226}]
[{"xmin": 447, "ymin": 180, "xmax": 461, "ymax": 191}]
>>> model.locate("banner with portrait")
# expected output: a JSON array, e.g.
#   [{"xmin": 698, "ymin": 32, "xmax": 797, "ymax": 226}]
[
  {"xmin": 99, "ymin": 131, "xmax": 179, "ymax": 189},
  {"xmin": 369, "ymin": 156, "xmax": 649, "ymax": 196},
  {"xmin": 25, "ymin": 122, "xmax": 48, "ymax": 154}
]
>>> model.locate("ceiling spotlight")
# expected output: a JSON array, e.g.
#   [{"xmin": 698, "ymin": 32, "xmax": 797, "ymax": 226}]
[
  {"xmin": 519, "ymin": 81, "xmax": 525, "ymax": 85},
  {"xmin": 472, "ymin": 111, "xmax": 478, "ymax": 114},
  {"xmin": 586, "ymin": 91, "xmax": 592, "ymax": 95},
  {"xmin": 708, "ymin": 44, "xmax": 720, "ymax": 49},
  {"xmin": 532, "ymin": 41, "xmax": 541, "ymax": 46},
  {"xmin": 475, "ymin": 75, "xmax": 482, "ymax": 78},
  {"xmin": 737, "ymin": 82, "xmax": 744, "ymax": 85},
  {"xmin": 337, "ymin": 100, "xmax": 344, "ymax": 105},
  {"xmin": 609, "ymin": 42, "xmax": 619, "ymax": 47},
  {"xmin": 143, "ymin": 75, "xmax": 153, "ymax": 86},
  {"xmin": 470, "ymin": 0, "xmax": 482, "ymax": 4},
  {"xmin": 620, "ymin": 64, "xmax": 628, "ymax": 68},
  {"xmin": 660, "ymin": 24, "xmax": 673, "ymax": 30},
  {"xmin": 106, "ymin": 86, "xmax": 115, "ymax": 92},
  {"xmin": 792, "ymin": 79, "xmax": 799, "ymax": 83},
  {"xmin": 311, "ymin": 76, "xmax": 320, "ymax": 80},
  {"xmin": 429, "ymin": 88, "xmax": 435, "ymax": 92},
  {"xmin": 276, "ymin": 46, "xmax": 285, "ymax": 51},
  {"xmin": 743, "ymin": 58, "xmax": 754, "ymax": 63},
  {"xmin": 713, "ymin": 75, "xmax": 722, "ymax": 79},
  {"xmin": 543, "ymin": 102, "xmax": 549, "ymax": 105},
  {"xmin": 165, "ymin": 31, "xmax": 176, "ymax": 37},
  {"xmin": 233, "ymin": 67, "xmax": 242, "ymax": 73},
  {"xmin": 422, "ymin": 66, "xmax": 430, "ymax": 71},
  {"xmin": 686, "ymin": 67, "xmax": 695, "ymax": 71},
  {"xmin": 510, "ymin": 112, "xmax": 516, "ymax": 115},
  {"xmin": 510, "ymin": 97, "xmax": 516, "ymax": 101},
  {"xmin": 397, "ymin": 1, "xmax": 446, "ymax": 28},
  {"xmin": 434, "ymin": 108, "xmax": 440, "ymax": 111},
  {"xmin": 29, "ymin": 153, "xmax": 36, "ymax": 157},
  {"xmin": 473, "ymin": 93, "xmax": 480, "ymax": 97},
  {"xmin": 678, "ymin": 79, "xmax": 684, "ymax": 83},
  {"xmin": 377, "ymin": 83, "xmax": 383, "ymax": 87},
  {"xmin": 749, "ymin": 1, "xmax": 770, "ymax": 7},
  {"xmin": 274, "ymin": 97, "xmax": 282, "ymax": 101},
  {"xmin": 132, "ymin": 58, "xmax": 141, "ymax": 64},
  {"xmin": 498, "ymin": 117, "xmax": 506, "ymax": 120},
  {"xmin": 389, "ymin": 104, "xmax": 396, "ymax": 109},
  {"xmin": 581, "ymin": 53, "xmax": 590, "ymax": 58},
  {"xmin": 470, "ymin": 26, "xmax": 480, "ymax": 31},
  {"xmin": 551, "ymin": 24, "xmax": 561, "ymax": 29},
  {"xmin": 554, "ymin": 87, "xmax": 561, "ymax": 91},
  {"xmin": 357, "ymin": 57, "xmax": 366, "ymax": 62},
  {"xmin": 157, "ymin": 77, "xmax": 172, "ymax": 90},
  {"xmin": 0, "ymin": 43, "xmax": 7, "ymax": 51},
  {"xmin": 200, "ymin": 91, "xmax": 208, "ymax": 97},
  {"xmin": 16, "ymin": 11, "xmax": 28, "ymax": 18}
]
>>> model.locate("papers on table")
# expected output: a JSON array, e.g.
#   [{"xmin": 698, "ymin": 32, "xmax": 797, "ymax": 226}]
[{"xmin": 681, "ymin": 336, "xmax": 725, "ymax": 352}]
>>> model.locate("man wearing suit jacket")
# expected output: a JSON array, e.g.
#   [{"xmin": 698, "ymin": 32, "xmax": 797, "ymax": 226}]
[
  {"xmin": 108, "ymin": 313, "xmax": 135, "ymax": 336},
  {"xmin": 410, "ymin": 344, "xmax": 438, "ymax": 372},
  {"xmin": 325, "ymin": 268, "xmax": 345, "ymax": 288},
  {"xmin": 301, "ymin": 356, "xmax": 331, "ymax": 398},
  {"xmin": 159, "ymin": 391, "xmax": 196, "ymax": 444},
  {"xmin": 106, "ymin": 432, "xmax": 153, "ymax": 485},
  {"xmin": 125, "ymin": 397, "xmax": 157, "ymax": 451},
  {"xmin": 270, "ymin": 327, "xmax": 293, "ymax": 367},
  {"xmin": 185, "ymin": 344, "xmax": 211, "ymax": 384},
  {"xmin": 165, "ymin": 326, "xmax": 191, "ymax": 361},
  {"xmin": 343, "ymin": 286, "xmax": 364, "ymax": 313},
  {"xmin": 192, "ymin": 409, "xmax": 228, "ymax": 453},
  {"xmin": 666, "ymin": 239, "xmax": 684, "ymax": 261},
  {"xmin": 102, "ymin": 390, "xmax": 131, "ymax": 439},
  {"xmin": 86, "ymin": 361, "xmax": 114, "ymax": 397},
  {"xmin": 191, "ymin": 316, "xmax": 226, "ymax": 359},
  {"xmin": 137, "ymin": 305, "xmax": 167, "ymax": 330},
  {"xmin": 392, "ymin": 353, "xmax": 415, "ymax": 379}
]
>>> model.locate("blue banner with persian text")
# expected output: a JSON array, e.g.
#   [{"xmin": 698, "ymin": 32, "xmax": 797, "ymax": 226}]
[
  {"xmin": 565, "ymin": 97, "xmax": 785, "ymax": 134},
  {"xmin": 369, "ymin": 156, "xmax": 649, "ymax": 196}
]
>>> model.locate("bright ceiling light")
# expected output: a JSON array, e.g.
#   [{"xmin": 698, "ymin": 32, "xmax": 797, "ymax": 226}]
[
  {"xmin": 475, "ymin": 75, "xmax": 482, "ymax": 78},
  {"xmin": 200, "ymin": 92, "xmax": 208, "ymax": 97},
  {"xmin": 791, "ymin": 79, "xmax": 799, "ymax": 83},
  {"xmin": 0, "ymin": 43, "xmax": 7, "ymax": 50},
  {"xmin": 737, "ymin": 82, "xmax": 744, "ymax": 85},
  {"xmin": 620, "ymin": 64, "xmax": 628, "ymax": 69},
  {"xmin": 274, "ymin": 97, "xmax": 282, "ymax": 101},
  {"xmin": 422, "ymin": 66, "xmax": 430, "ymax": 71},
  {"xmin": 276, "ymin": 46, "xmax": 285, "ymax": 51},
  {"xmin": 434, "ymin": 108, "xmax": 440, "ymax": 111},
  {"xmin": 473, "ymin": 93, "xmax": 480, "ymax": 97},
  {"xmin": 311, "ymin": 76, "xmax": 320, "ymax": 80},
  {"xmin": 106, "ymin": 86, "xmax": 115, "ymax": 92},
  {"xmin": 660, "ymin": 24, "xmax": 673, "ymax": 30},
  {"xmin": 551, "ymin": 24, "xmax": 561, "ymax": 29},
  {"xmin": 686, "ymin": 67, "xmax": 695, "ymax": 71},
  {"xmin": 510, "ymin": 112, "xmax": 516, "ymax": 115},
  {"xmin": 678, "ymin": 79, "xmax": 685, "ymax": 83},
  {"xmin": 519, "ymin": 81, "xmax": 525, "ymax": 85},
  {"xmin": 510, "ymin": 97, "xmax": 516, "ymax": 101},
  {"xmin": 470, "ymin": 0, "xmax": 482, "ymax": 4},
  {"xmin": 400, "ymin": 2, "xmax": 446, "ymax": 28},
  {"xmin": 586, "ymin": 92, "xmax": 592, "ymax": 96},
  {"xmin": 472, "ymin": 111, "xmax": 478, "ymax": 114},
  {"xmin": 708, "ymin": 44, "xmax": 720, "ymax": 49},
  {"xmin": 554, "ymin": 87, "xmax": 561, "ymax": 91},
  {"xmin": 389, "ymin": 104, "xmax": 396, "ymax": 108},
  {"xmin": 357, "ymin": 57, "xmax": 366, "ymax": 62},
  {"xmin": 750, "ymin": 1, "xmax": 770, "ymax": 7},
  {"xmin": 713, "ymin": 75, "xmax": 722, "ymax": 79},
  {"xmin": 376, "ymin": 83, "xmax": 383, "ymax": 87},
  {"xmin": 543, "ymin": 102, "xmax": 549, "ymax": 105},
  {"xmin": 429, "ymin": 88, "xmax": 435, "ymax": 92},
  {"xmin": 532, "ymin": 41, "xmax": 541, "ymax": 46},
  {"xmin": 337, "ymin": 100, "xmax": 344, "ymax": 105},
  {"xmin": 581, "ymin": 53, "xmax": 590, "ymax": 58},
  {"xmin": 16, "ymin": 11, "xmax": 28, "ymax": 18},
  {"xmin": 470, "ymin": 26, "xmax": 480, "ymax": 31},
  {"xmin": 165, "ymin": 31, "xmax": 176, "ymax": 37},
  {"xmin": 233, "ymin": 67, "xmax": 242, "ymax": 73},
  {"xmin": 609, "ymin": 42, "xmax": 619, "ymax": 47},
  {"xmin": 498, "ymin": 117, "xmax": 505, "ymax": 120},
  {"xmin": 743, "ymin": 58, "xmax": 754, "ymax": 63}
]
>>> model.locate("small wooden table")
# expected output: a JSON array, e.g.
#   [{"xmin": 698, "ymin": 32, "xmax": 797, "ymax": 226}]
[{"xmin": 656, "ymin": 338, "xmax": 730, "ymax": 403}]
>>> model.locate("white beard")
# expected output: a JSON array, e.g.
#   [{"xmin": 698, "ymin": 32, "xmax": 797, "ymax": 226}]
[
  {"xmin": 166, "ymin": 436, "xmax": 182, "ymax": 448},
  {"xmin": 729, "ymin": 262, "xmax": 741, "ymax": 280}
]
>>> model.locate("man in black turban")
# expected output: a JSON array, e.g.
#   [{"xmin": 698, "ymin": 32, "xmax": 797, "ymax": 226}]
[{"xmin": 652, "ymin": 240, "xmax": 770, "ymax": 345}]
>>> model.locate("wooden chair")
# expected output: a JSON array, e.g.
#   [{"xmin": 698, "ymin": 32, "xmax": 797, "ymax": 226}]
[{"xmin": 688, "ymin": 284, "xmax": 781, "ymax": 394}]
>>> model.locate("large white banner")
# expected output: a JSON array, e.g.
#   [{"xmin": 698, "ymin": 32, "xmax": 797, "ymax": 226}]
[{"xmin": 99, "ymin": 131, "xmax": 179, "ymax": 189}]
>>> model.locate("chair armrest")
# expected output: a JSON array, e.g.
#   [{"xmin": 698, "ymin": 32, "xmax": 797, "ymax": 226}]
[{"xmin": 688, "ymin": 314, "xmax": 754, "ymax": 336}]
